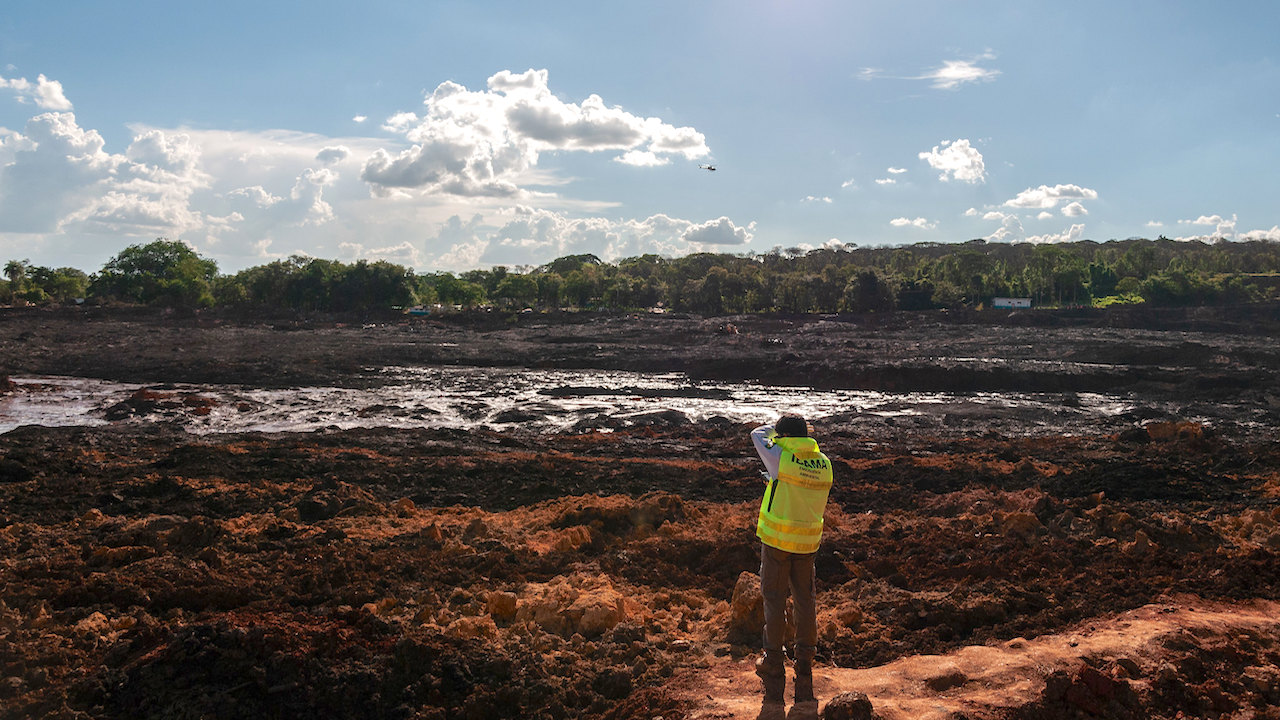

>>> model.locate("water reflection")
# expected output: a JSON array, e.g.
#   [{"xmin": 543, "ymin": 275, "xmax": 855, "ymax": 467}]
[{"xmin": 0, "ymin": 366, "xmax": 1253, "ymax": 438}]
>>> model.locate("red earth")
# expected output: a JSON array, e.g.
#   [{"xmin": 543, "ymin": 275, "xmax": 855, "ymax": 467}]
[{"xmin": 2, "ymin": 305, "xmax": 1279, "ymax": 719}]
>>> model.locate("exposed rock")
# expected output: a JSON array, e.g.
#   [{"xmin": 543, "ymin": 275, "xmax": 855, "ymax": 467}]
[
  {"xmin": 1125, "ymin": 528, "xmax": 1153, "ymax": 555},
  {"xmin": 102, "ymin": 388, "xmax": 219, "ymax": 420},
  {"xmin": 486, "ymin": 591, "xmax": 518, "ymax": 622},
  {"xmin": 515, "ymin": 575, "xmax": 627, "ymax": 638},
  {"xmin": 822, "ymin": 690, "xmax": 877, "ymax": 720},
  {"xmin": 568, "ymin": 585, "xmax": 626, "ymax": 637},
  {"xmin": 994, "ymin": 510, "xmax": 1043, "ymax": 539},
  {"xmin": 78, "ymin": 508, "xmax": 107, "ymax": 527},
  {"xmin": 445, "ymin": 615, "xmax": 496, "ymax": 640},
  {"xmin": 629, "ymin": 492, "xmax": 686, "ymax": 530},
  {"xmin": 553, "ymin": 525, "xmax": 593, "ymax": 552},
  {"xmin": 835, "ymin": 603, "xmax": 863, "ymax": 628},
  {"xmin": 728, "ymin": 571, "xmax": 764, "ymax": 644}
]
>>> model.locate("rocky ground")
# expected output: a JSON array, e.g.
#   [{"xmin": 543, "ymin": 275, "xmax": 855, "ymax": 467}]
[{"xmin": 2, "ymin": 305, "xmax": 1280, "ymax": 719}]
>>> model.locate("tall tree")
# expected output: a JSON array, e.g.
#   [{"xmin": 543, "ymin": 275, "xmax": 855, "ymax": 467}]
[
  {"xmin": 88, "ymin": 240, "xmax": 218, "ymax": 308},
  {"xmin": 4, "ymin": 259, "xmax": 29, "ymax": 303},
  {"xmin": 27, "ymin": 266, "xmax": 89, "ymax": 303}
]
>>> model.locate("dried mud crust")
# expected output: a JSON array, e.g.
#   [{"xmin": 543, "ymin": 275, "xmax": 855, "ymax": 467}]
[
  {"xmin": 3, "ymin": 421, "xmax": 1280, "ymax": 719},
  {"xmin": 2, "ymin": 305, "xmax": 1280, "ymax": 398}
]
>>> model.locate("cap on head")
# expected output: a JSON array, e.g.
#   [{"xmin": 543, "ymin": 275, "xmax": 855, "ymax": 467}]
[{"xmin": 775, "ymin": 414, "xmax": 808, "ymax": 438}]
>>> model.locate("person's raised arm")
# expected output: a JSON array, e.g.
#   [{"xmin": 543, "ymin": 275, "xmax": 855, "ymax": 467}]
[{"xmin": 751, "ymin": 424, "xmax": 782, "ymax": 480}]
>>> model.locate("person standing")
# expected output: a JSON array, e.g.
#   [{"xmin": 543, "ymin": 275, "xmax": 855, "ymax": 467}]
[{"xmin": 751, "ymin": 414, "xmax": 834, "ymax": 704}]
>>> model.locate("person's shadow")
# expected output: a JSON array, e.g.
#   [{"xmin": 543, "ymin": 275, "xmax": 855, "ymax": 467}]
[{"xmin": 755, "ymin": 699, "xmax": 819, "ymax": 720}]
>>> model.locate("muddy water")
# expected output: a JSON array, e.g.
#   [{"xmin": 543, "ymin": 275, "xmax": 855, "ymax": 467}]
[{"xmin": 0, "ymin": 366, "xmax": 1230, "ymax": 438}]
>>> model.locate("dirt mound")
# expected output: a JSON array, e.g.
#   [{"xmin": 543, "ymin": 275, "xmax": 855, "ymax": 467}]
[
  {"xmin": 103, "ymin": 388, "xmax": 220, "ymax": 421},
  {"xmin": 2, "ymin": 421, "xmax": 1279, "ymax": 719}
]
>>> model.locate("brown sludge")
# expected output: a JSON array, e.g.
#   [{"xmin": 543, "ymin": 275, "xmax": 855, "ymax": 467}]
[{"xmin": 2, "ymin": 306, "xmax": 1280, "ymax": 719}]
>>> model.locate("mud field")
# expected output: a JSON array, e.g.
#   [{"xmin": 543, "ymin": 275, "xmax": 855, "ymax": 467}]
[{"xmin": 2, "ymin": 305, "xmax": 1280, "ymax": 720}]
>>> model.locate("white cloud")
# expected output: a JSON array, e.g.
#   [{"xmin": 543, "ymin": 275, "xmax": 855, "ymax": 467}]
[
  {"xmin": 841, "ymin": 178, "xmax": 857, "ymax": 189},
  {"xmin": 316, "ymin": 146, "xmax": 350, "ymax": 165},
  {"xmin": 291, "ymin": 168, "xmax": 338, "ymax": 225},
  {"xmin": 1004, "ymin": 184, "xmax": 1098, "ymax": 209},
  {"xmin": 918, "ymin": 139, "xmax": 986, "ymax": 183},
  {"xmin": 226, "ymin": 186, "xmax": 281, "ymax": 209},
  {"xmin": 338, "ymin": 240, "xmax": 422, "ymax": 266},
  {"xmin": 0, "ymin": 73, "xmax": 73, "ymax": 110},
  {"xmin": 964, "ymin": 207, "xmax": 979, "ymax": 217},
  {"xmin": 427, "ymin": 214, "xmax": 489, "ymax": 270},
  {"xmin": 0, "ymin": 104, "xmax": 727, "ymax": 272},
  {"xmin": 0, "ymin": 112, "xmax": 118, "ymax": 233},
  {"xmin": 0, "ymin": 70, "xmax": 746, "ymax": 275},
  {"xmin": 1024, "ymin": 223, "xmax": 1086, "ymax": 244},
  {"xmin": 1061, "ymin": 201, "xmax": 1088, "ymax": 217},
  {"xmin": 987, "ymin": 214, "xmax": 1025, "ymax": 242},
  {"xmin": 426, "ymin": 208, "xmax": 752, "ymax": 270},
  {"xmin": 0, "ymin": 112, "xmax": 235, "ymax": 245},
  {"xmin": 77, "ymin": 130, "xmax": 214, "ymax": 235},
  {"xmin": 1178, "ymin": 213, "xmax": 1237, "ymax": 238},
  {"xmin": 683, "ymin": 216, "xmax": 753, "ymax": 246},
  {"xmin": 1145, "ymin": 220, "xmax": 1164, "ymax": 228},
  {"xmin": 921, "ymin": 54, "xmax": 1001, "ymax": 90},
  {"xmin": 614, "ymin": 150, "xmax": 668, "ymax": 167},
  {"xmin": 927, "ymin": 62, "xmax": 997, "ymax": 90},
  {"xmin": 802, "ymin": 195, "xmax": 832, "ymax": 203},
  {"xmin": 381, "ymin": 112, "xmax": 418, "ymax": 133},
  {"xmin": 33, "ymin": 75, "xmax": 71, "ymax": 110},
  {"xmin": 361, "ymin": 68, "xmax": 709, "ymax": 197},
  {"xmin": 861, "ymin": 53, "xmax": 1000, "ymax": 91},
  {"xmin": 875, "ymin": 178, "xmax": 896, "ymax": 185},
  {"xmin": 352, "ymin": 115, "xmax": 368, "ymax": 123},
  {"xmin": 984, "ymin": 207, "xmax": 1086, "ymax": 244},
  {"xmin": 890, "ymin": 216, "xmax": 937, "ymax": 230},
  {"xmin": 1180, "ymin": 214, "xmax": 1227, "ymax": 226},
  {"xmin": 1240, "ymin": 226, "xmax": 1280, "ymax": 241},
  {"xmin": 76, "ymin": 190, "xmax": 203, "ymax": 235},
  {"xmin": 887, "ymin": 167, "xmax": 907, "ymax": 174}
]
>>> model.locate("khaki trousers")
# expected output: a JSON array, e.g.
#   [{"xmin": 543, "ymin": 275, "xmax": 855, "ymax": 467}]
[{"xmin": 760, "ymin": 543, "xmax": 817, "ymax": 659}]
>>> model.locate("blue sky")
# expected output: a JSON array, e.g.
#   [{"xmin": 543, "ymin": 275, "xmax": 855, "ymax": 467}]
[{"xmin": 1, "ymin": 1, "xmax": 1278, "ymax": 274}]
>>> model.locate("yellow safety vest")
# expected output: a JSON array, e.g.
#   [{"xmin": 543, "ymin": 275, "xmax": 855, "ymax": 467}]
[{"xmin": 756, "ymin": 436, "xmax": 834, "ymax": 554}]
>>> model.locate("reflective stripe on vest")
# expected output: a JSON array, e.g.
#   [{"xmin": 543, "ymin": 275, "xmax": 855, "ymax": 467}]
[{"xmin": 756, "ymin": 436, "xmax": 833, "ymax": 554}]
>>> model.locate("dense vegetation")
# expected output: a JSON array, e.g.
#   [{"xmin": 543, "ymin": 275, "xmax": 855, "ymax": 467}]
[{"xmin": 4, "ymin": 237, "xmax": 1280, "ymax": 314}]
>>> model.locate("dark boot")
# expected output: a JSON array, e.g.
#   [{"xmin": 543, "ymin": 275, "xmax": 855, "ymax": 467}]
[
  {"xmin": 794, "ymin": 669, "xmax": 814, "ymax": 703},
  {"xmin": 755, "ymin": 652, "xmax": 786, "ymax": 703},
  {"xmin": 794, "ymin": 649, "xmax": 815, "ymax": 702}
]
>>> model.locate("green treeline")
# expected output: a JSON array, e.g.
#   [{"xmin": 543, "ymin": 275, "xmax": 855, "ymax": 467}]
[{"xmin": 5, "ymin": 236, "xmax": 1280, "ymax": 314}]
